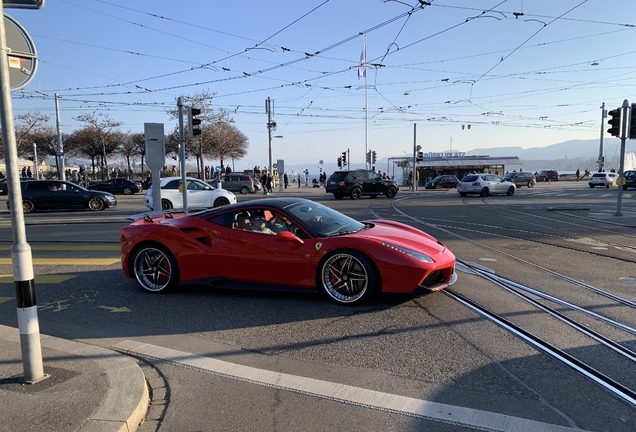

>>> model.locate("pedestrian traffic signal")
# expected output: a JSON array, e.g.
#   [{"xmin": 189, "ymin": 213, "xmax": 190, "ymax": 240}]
[
  {"xmin": 187, "ymin": 106, "xmax": 202, "ymax": 138},
  {"xmin": 338, "ymin": 157, "xmax": 342, "ymax": 168},
  {"xmin": 341, "ymin": 152, "xmax": 347, "ymax": 166},
  {"xmin": 371, "ymin": 151, "xmax": 377, "ymax": 164},
  {"xmin": 607, "ymin": 107, "xmax": 621, "ymax": 137},
  {"xmin": 630, "ymin": 103, "xmax": 636, "ymax": 139}
]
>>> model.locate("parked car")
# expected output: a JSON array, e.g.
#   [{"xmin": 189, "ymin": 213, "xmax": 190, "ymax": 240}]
[
  {"xmin": 503, "ymin": 171, "xmax": 536, "ymax": 188},
  {"xmin": 588, "ymin": 172, "xmax": 619, "ymax": 188},
  {"xmin": 7, "ymin": 180, "xmax": 117, "ymax": 213},
  {"xmin": 215, "ymin": 174, "xmax": 256, "ymax": 194},
  {"xmin": 535, "ymin": 170, "xmax": 559, "ymax": 182},
  {"xmin": 144, "ymin": 176, "xmax": 236, "ymax": 211},
  {"xmin": 622, "ymin": 169, "xmax": 636, "ymax": 190},
  {"xmin": 325, "ymin": 169, "xmax": 399, "ymax": 200},
  {"xmin": 88, "ymin": 178, "xmax": 142, "ymax": 195},
  {"xmin": 121, "ymin": 198, "xmax": 457, "ymax": 305},
  {"xmin": 424, "ymin": 175, "xmax": 460, "ymax": 190},
  {"xmin": 457, "ymin": 174, "xmax": 516, "ymax": 197}
]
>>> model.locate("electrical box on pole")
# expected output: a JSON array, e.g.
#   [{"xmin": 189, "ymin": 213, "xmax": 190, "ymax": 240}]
[{"xmin": 144, "ymin": 123, "xmax": 165, "ymax": 212}]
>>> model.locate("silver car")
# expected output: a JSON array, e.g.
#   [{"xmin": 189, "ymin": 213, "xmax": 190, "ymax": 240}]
[
  {"xmin": 588, "ymin": 172, "xmax": 618, "ymax": 188},
  {"xmin": 144, "ymin": 176, "xmax": 236, "ymax": 211},
  {"xmin": 458, "ymin": 174, "xmax": 516, "ymax": 197}
]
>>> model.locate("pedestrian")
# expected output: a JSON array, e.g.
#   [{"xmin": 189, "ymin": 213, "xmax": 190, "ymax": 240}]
[
  {"xmin": 21, "ymin": 167, "xmax": 26, "ymax": 178},
  {"xmin": 226, "ymin": 165, "xmax": 232, "ymax": 174},
  {"xmin": 267, "ymin": 172, "xmax": 273, "ymax": 194},
  {"xmin": 407, "ymin": 171, "xmax": 413, "ymax": 190},
  {"xmin": 27, "ymin": 167, "xmax": 32, "ymax": 178},
  {"xmin": 297, "ymin": 172, "xmax": 301, "ymax": 188},
  {"xmin": 576, "ymin": 169, "xmax": 580, "ymax": 181},
  {"xmin": 284, "ymin": 172, "xmax": 289, "ymax": 189},
  {"xmin": 414, "ymin": 170, "xmax": 420, "ymax": 191},
  {"xmin": 261, "ymin": 171, "xmax": 268, "ymax": 195}
]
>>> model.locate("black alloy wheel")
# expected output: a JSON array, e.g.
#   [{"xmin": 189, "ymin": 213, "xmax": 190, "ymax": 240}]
[
  {"xmin": 318, "ymin": 250, "xmax": 377, "ymax": 305},
  {"xmin": 132, "ymin": 244, "xmax": 179, "ymax": 293}
]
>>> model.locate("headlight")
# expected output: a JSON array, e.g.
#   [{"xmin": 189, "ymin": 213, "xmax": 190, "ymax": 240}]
[{"xmin": 381, "ymin": 242, "xmax": 434, "ymax": 263}]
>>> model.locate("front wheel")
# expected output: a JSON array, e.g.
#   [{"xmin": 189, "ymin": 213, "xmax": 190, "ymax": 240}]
[
  {"xmin": 350, "ymin": 187, "xmax": 362, "ymax": 200},
  {"xmin": 23, "ymin": 199, "xmax": 36, "ymax": 214},
  {"xmin": 318, "ymin": 250, "xmax": 377, "ymax": 305},
  {"xmin": 88, "ymin": 198, "xmax": 105, "ymax": 211},
  {"xmin": 528, "ymin": 181, "xmax": 535, "ymax": 188},
  {"xmin": 589, "ymin": 185, "xmax": 595, "ymax": 188},
  {"xmin": 240, "ymin": 186, "xmax": 249, "ymax": 194},
  {"xmin": 480, "ymin": 188, "xmax": 489, "ymax": 197},
  {"xmin": 132, "ymin": 244, "xmax": 179, "ymax": 293},
  {"xmin": 386, "ymin": 186, "xmax": 397, "ymax": 198},
  {"xmin": 507, "ymin": 186, "xmax": 515, "ymax": 196},
  {"xmin": 214, "ymin": 197, "xmax": 230, "ymax": 207}
]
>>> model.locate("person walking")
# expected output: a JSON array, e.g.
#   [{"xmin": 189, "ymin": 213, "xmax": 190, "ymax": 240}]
[
  {"xmin": 407, "ymin": 171, "xmax": 413, "ymax": 191},
  {"xmin": 283, "ymin": 172, "xmax": 289, "ymax": 189},
  {"xmin": 576, "ymin": 169, "xmax": 580, "ymax": 181},
  {"xmin": 297, "ymin": 172, "xmax": 301, "ymax": 188},
  {"xmin": 261, "ymin": 171, "xmax": 268, "ymax": 195},
  {"xmin": 267, "ymin": 172, "xmax": 273, "ymax": 194}
]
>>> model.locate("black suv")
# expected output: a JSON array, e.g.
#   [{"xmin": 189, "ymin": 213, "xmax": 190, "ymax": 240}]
[
  {"xmin": 325, "ymin": 169, "xmax": 398, "ymax": 200},
  {"xmin": 504, "ymin": 171, "xmax": 536, "ymax": 188}
]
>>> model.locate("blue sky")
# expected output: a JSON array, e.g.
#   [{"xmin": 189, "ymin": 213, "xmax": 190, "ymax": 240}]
[{"xmin": 6, "ymin": 0, "xmax": 636, "ymax": 169}]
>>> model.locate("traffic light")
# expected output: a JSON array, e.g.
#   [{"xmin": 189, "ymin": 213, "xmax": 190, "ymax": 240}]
[
  {"xmin": 187, "ymin": 106, "xmax": 202, "ymax": 138},
  {"xmin": 341, "ymin": 152, "xmax": 347, "ymax": 166},
  {"xmin": 371, "ymin": 151, "xmax": 377, "ymax": 164},
  {"xmin": 607, "ymin": 108, "xmax": 621, "ymax": 137},
  {"xmin": 337, "ymin": 157, "xmax": 342, "ymax": 168},
  {"xmin": 416, "ymin": 152, "xmax": 423, "ymax": 161},
  {"xmin": 630, "ymin": 104, "xmax": 636, "ymax": 139},
  {"xmin": 366, "ymin": 151, "xmax": 371, "ymax": 163}
]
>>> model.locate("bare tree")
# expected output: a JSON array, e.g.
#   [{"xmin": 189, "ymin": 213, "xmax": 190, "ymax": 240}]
[
  {"xmin": 73, "ymin": 112, "xmax": 122, "ymax": 180},
  {"xmin": 0, "ymin": 111, "xmax": 51, "ymax": 159},
  {"xmin": 117, "ymin": 131, "xmax": 144, "ymax": 178}
]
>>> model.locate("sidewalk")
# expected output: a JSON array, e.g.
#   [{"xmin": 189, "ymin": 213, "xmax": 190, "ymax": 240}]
[{"xmin": 0, "ymin": 324, "xmax": 147, "ymax": 432}]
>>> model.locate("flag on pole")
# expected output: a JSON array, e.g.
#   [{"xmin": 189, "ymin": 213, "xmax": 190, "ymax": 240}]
[{"xmin": 358, "ymin": 41, "xmax": 366, "ymax": 79}]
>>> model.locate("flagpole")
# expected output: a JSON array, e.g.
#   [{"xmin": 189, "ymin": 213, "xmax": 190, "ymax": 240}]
[{"xmin": 364, "ymin": 37, "xmax": 368, "ymax": 169}]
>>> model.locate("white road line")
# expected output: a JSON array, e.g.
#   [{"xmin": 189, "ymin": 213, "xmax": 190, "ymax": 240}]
[{"xmin": 114, "ymin": 340, "xmax": 586, "ymax": 432}]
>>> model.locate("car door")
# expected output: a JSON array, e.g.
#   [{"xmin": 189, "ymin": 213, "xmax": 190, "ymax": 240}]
[
  {"xmin": 365, "ymin": 170, "xmax": 384, "ymax": 194},
  {"xmin": 488, "ymin": 175, "xmax": 505, "ymax": 193},
  {"xmin": 185, "ymin": 179, "xmax": 214, "ymax": 208},
  {"xmin": 206, "ymin": 209, "xmax": 316, "ymax": 287}
]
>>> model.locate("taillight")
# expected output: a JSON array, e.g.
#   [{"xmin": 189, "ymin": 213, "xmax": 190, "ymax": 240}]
[
  {"xmin": 339, "ymin": 181, "xmax": 346, "ymax": 186},
  {"xmin": 249, "ymin": 177, "xmax": 253, "ymax": 185}
]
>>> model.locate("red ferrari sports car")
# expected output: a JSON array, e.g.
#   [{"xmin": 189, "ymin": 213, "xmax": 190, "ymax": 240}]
[{"xmin": 120, "ymin": 198, "xmax": 457, "ymax": 305}]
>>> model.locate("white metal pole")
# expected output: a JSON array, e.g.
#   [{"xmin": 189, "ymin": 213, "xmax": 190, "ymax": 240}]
[
  {"xmin": 0, "ymin": 2, "xmax": 45, "ymax": 384},
  {"xmin": 55, "ymin": 94, "xmax": 65, "ymax": 180},
  {"xmin": 598, "ymin": 102, "xmax": 605, "ymax": 173},
  {"xmin": 33, "ymin": 143, "xmax": 39, "ymax": 179}
]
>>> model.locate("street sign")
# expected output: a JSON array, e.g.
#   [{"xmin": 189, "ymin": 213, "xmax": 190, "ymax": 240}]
[
  {"xmin": 319, "ymin": 159, "xmax": 324, "ymax": 165},
  {"xmin": 215, "ymin": 166, "xmax": 222, "ymax": 172},
  {"xmin": 3, "ymin": 13, "xmax": 38, "ymax": 91},
  {"xmin": 3, "ymin": 0, "xmax": 44, "ymax": 8},
  {"xmin": 272, "ymin": 163, "xmax": 278, "ymax": 169}
]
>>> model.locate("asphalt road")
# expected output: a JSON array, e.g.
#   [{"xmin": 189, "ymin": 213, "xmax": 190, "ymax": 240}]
[{"xmin": 0, "ymin": 182, "xmax": 635, "ymax": 432}]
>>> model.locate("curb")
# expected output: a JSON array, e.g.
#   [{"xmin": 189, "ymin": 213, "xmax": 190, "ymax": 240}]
[{"xmin": 0, "ymin": 325, "xmax": 148, "ymax": 432}]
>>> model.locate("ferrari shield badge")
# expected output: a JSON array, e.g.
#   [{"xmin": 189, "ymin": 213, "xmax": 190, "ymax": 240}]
[{"xmin": 315, "ymin": 242, "xmax": 322, "ymax": 251}]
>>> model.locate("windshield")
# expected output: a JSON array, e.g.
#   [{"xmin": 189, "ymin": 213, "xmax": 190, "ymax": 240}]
[{"xmin": 286, "ymin": 201, "xmax": 365, "ymax": 237}]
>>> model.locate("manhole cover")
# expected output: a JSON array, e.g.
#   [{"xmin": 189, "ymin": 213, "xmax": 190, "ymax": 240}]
[
  {"xmin": 620, "ymin": 277, "xmax": 636, "ymax": 286},
  {"xmin": 502, "ymin": 244, "xmax": 540, "ymax": 250}
]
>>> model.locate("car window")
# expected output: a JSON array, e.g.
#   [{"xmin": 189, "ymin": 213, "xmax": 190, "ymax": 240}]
[
  {"xmin": 164, "ymin": 180, "xmax": 180, "ymax": 189},
  {"xmin": 26, "ymin": 182, "xmax": 49, "ymax": 192},
  {"xmin": 461, "ymin": 175, "xmax": 479, "ymax": 182},
  {"xmin": 328, "ymin": 172, "xmax": 346, "ymax": 182},
  {"xmin": 368, "ymin": 171, "xmax": 381, "ymax": 181},
  {"xmin": 625, "ymin": 171, "xmax": 635, "ymax": 178},
  {"xmin": 287, "ymin": 201, "xmax": 365, "ymax": 238},
  {"xmin": 187, "ymin": 179, "xmax": 209, "ymax": 190}
]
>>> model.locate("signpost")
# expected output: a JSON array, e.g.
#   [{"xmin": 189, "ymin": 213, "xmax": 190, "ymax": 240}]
[
  {"xmin": 3, "ymin": 1, "xmax": 44, "ymax": 8},
  {"xmin": 144, "ymin": 123, "xmax": 165, "ymax": 212},
  {"xmin": 3, "ymin": 13, "xmax": 37, "ymax": 91}
]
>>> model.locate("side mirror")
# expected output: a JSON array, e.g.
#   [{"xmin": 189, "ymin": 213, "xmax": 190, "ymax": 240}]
[{"xmin": 276, "ymin": 230, "xmax": 303, "ymax": 245}]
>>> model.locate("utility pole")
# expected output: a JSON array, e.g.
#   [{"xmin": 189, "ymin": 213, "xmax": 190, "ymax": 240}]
[
  {"xmin": 0, "ymin": 1, "xmax": 46, "ymax": 384},
  {"xmin": 55, "ymin": 94, "xmax": 65, "ymax": 180},
  {"xmin": 266, "ymin": 97, "xmax": 276, "ymax": 186},
  {"xmin": 412, "ymin": 123, "xmax": 417, "ymax": 191},
  {"xmin": 598, "ymin": 102, "xmax": 606, "ymax": 173},
  {"xmin": 33, "ymin": 143, "xmax": 39, "ymax": 179}
]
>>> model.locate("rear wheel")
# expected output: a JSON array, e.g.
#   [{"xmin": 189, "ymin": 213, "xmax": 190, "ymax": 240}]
[
  {"xmin": 318, "ymin": 250, "xmax": 377, "ymax": 305},
  {"xmin": 480, "ymin": 188, "xmax": 489, "ymax": 197},
  {"xmin": 132, "ymin": 244, "xmax": 179, "ymax": 293},
  {"xmin": 88, "ymin": 198, "xmax": 105, "ymax": 211},
  {"xmin": 386, "ymin": 186, "xmax": 397, "ymax": 198},
  {"xmin": 350, "ymin": 187, "xmax": 362, "ymax": 200},
  {"xmin": 161, "ymin": 199, "xmax": 173, "ymax": 210},
  {"xmin": 606, "ymin": 182, "xmax": 612, "ymax": 189},
  {"xmin": 507, "ymin": 186, "xmax": 515, "ymax": 196},
  {"xmin": 435, "ymin": 184, "xmax": 441, "ymax": 190},
  {"xmin": 214, "ymin": 197, "xmax": 230, "ymax": 207},
  {"xmin": 240, "ymin": 186, "xmax": 249, "ymax": 194},
  {"xmin": 123, "ymin": 187, "xmax": 133, "ymax": 195},
  {"xmin": 528, "ymin": 181, "xmax": 535, "ymax": 188},
  {"xmin": 23, "ymin": 199, "xmax": 35, "ymax": 214}
]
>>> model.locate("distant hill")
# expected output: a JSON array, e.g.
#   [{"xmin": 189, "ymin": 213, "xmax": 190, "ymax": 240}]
[{"xmin": 465, "ymin": 139, "xmax": 632, "ymax": 160}]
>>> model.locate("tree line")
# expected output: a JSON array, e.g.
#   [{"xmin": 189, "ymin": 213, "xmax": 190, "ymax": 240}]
[{"xmin": 0, "ymin": 91, "xmax": 249, "ymax": 180}]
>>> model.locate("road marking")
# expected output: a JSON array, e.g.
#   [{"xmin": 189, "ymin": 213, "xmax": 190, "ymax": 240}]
[
  {"xmin": 0, "ymin": 274, "xmax": 76, "ymax": 283},
  {"xmin": 98, "ymin": 306, "xmax": 131, "ymax": 313},
  {"xmin": 0, "ymin": 245, "xmax": 120, "ymax": 251},
  {"xmin": 0, "ymin": 258, "xmax": 119, "ymax": 266},
  {"xmin": 0, "ymin": 296, "xmax": 13, "ymax": 304},
  {"xmin": 114, "ymin": 340, "xmax": 583, "ymax": 432}
]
